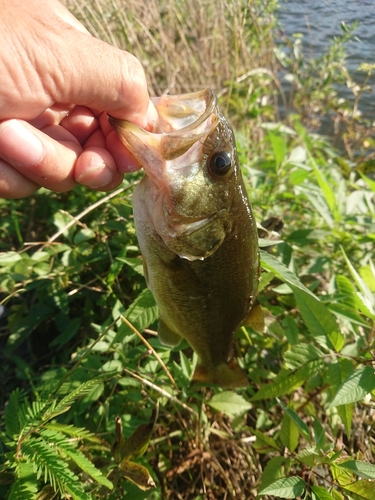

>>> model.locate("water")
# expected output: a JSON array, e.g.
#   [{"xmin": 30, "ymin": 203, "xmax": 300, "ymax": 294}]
[{"xmin": 277, "ymin": 0, "xmax": 375, "ymax": 120}]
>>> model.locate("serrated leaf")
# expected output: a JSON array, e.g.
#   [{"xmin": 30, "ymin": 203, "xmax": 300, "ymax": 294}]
[
  {"xmin": 119, "ymin": 461, "xmax": 156, "ymax": 491},
  {"xmin": 291, "ymin": 286, "xmax": 344, "ymax": 352},
  {"xmin": 114, "ymin": 289, "xmax": 158, "ymax": 342},
  {"xmin": 278, "ymin": 401, "xmax": 310, "ymax": 442},
  {"xmin": 260, "ymin": 251, "xmax": 343, "ymax": 351},
  {"xmin": 251, "ymin": 429, "xmax": 279, "ymax": 453},
  {"xmin": 340, "ymin": 460, "xmax": 375, "ymax": 480},
  {"xmin": 309, "ymin": 151, "xmax": 338, "ymax": 221},
  {"xmin": 207, "ymin": 391, "xmax": 251, "ymax": 418},
  {"xmin": 116, "ymin": 256, "xmax": 144, "ymax": 276},
  {"xmin": 73, "ymin": 228, "xmax": 95, "ymax": 245},
  {"xmin": 0, "ymin": 251, "xmax": 22, "ymax": 265},
  {"xmin": 337, "ymin": 403, "xmax": 355, "ymax": 438},
  {"xmin": 251, "ymin": 359, "xmax": 324, "ymax": 401},
  {"xmin": 280, "ymin": 412, "xmax": 299, "ymax": 452},
  {"xmin": 295, "ymin": 447, "xmax": 320, "ymax": 467},
  {"xmin": 341, "ymin": 248, "xmax": 374, "ymax": 307},
  {"xmin": 313, "ymin": 418, "xmax": 326, "ymax": 449},
  {"xmin": 329, "ymin": 365, "xmax": 375, "ymax": 408},
  {"xmin": 342, "ymin": 479, "xmax": 375, "ymax": 499},
  {"xmin": 179, "ymin": 351, "xmax": 192, "ymax": 379},
  {"xmin": 284, "ymin": 343, "xmax": 323, "ymax": 370},
  {"xmin": 258, "ymin": 476, "xmax": 306, "ymax": 497},
  {"xmin": 260, "ymin": 250, "xmax": 315, "ymax": 298},
  {"xmin": 259, "ymin": 456, "xmax": 286, "ymax": 491},
  {"xmin": 311, "ymin": 485, "xmax": 336, "ymax": 500}
]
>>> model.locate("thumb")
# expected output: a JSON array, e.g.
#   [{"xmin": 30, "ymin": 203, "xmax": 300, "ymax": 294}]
[{"xmin": 50, "ymin": 30, "xmax": 152, "ymax": 128}]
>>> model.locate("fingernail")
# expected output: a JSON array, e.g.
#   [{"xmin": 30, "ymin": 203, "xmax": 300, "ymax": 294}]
[
  {"xmin": 0, "ymin": 120, "xmax": 44, "ymax": 166},
  {"xmin": 76, "ymin": 164, "xmax": 114, "ymax": 189}
]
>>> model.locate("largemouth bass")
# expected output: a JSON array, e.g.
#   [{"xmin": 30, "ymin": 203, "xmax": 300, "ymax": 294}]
[{"xmin": 110, "ymin": 89, "xmax": 260, "ymax": 388}]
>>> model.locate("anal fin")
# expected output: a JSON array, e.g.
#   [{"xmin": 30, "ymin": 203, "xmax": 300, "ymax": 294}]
[
  {"xmin": 243, "ymin": 303, "xmax": 265, "ymax": 333},
  {"xmin": 158, "ymin": 318, "xmax": 182, "ymax": 347}
]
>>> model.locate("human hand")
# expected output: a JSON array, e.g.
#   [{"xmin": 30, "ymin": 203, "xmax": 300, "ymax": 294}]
[{"xmin": 0, "ymin": 0, "xmax": 157, "ymax": 199}]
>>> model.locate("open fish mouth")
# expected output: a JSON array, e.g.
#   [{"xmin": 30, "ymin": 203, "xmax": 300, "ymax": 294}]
[
  {"xmin": 151, "ymin": 88, "xmax": 217, "ymax": 134},
  {"xmin": 108, "ymin": 89, "xmax": 219, "ymax": 178}
]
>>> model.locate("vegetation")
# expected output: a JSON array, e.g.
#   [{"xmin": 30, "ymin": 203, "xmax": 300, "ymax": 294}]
[{"xmin": 1, "ymin": 1, "xmax": 375, "ymax": 499}]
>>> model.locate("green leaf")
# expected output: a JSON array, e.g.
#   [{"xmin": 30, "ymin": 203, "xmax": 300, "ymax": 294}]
[
  {"xmin": 73, "ymin": 228, "xmax": 95, "ymax": 245},
  {"xmin": 295, "ymin": 447, "xmax": 320, "ymax": 467},
  {"xmin": 342, "ymin": 479, "xmax": 375, "ymax": 499},
  {"xmin": 311, "ymin": 485, "xmax": 336, "ymax": 500},
  {"xmin": 251, "ymin": 429, "xmax": 279, "ymax": 453},
  {"xmin": 268, "ymin": 130, "xmax": 287, "ymax": 168},
  {"xmin": 309, "ymin": 151, "xmax": 339, "ymax": 221},
  {"xmin": 260, "ymin": 251, "xmax": 344, "ymax": 350},
  {"xmin": 260, "ymin": 250, "xmax": 315, "ymax": 298},
  {"xmin": 341, "ymin": 247, "xmax": 374, "ymax": 308},
  {"xmin": 207, "ymin": 391, "xmax": 251, "ymax": 418},
  {"xmin": 258, "ymin": 476, "xmax": 306, "ymax": 497},
  {"xmin": 278, "ymin": 401, "xmax": 310, "ymax": 442},
  {"xmin": 313, "ymin": 418, "xmax": 326, "ymax": 449},
  {"xmin": 4, "ymin": 388, "xmax": 28, "ymax": 438},
  {"xmin": 22, "ymin": 436, "xmax": 90, "ymax": 500},
  {"xmin": 291, "ymin": 286, "xmax": 344, "ymax": 352},
  {"xmin": 116, "ymin": 256, "xmax": 144, "ymax": 276},
  {"xmin": 329, "ymin": 365, "xmax": 375, "ymax": 408},
  {"xmin": 8, "ymin": 462, "xmax": 38, "ymax": 500},
  {"xmin": 44, "ymin": 423, "xmax": 100, "ymax": 442},
  {"xmin": 114, "ymin": 288, "xmax": 158, "ymax": 342},
  {"xmin": 258, "ymin": 456, "xmax": 286, "ymax": 491},
  {"xmin": 0, "ymin": 251, "xmax": 22, "ymax": 265},
  {"xmin": 251, "ymin": 359, "xmax": 324, "ymax": 401},
  {"xmin": 280, "ymin": 412, "xmax": 299, "ymax": 452},
  {"xmin": 179, "ymin": 351, "xmax": 192, "ymax": 379},
  {"xmin": 40, "ymin": 428, "xmax": 113, "ymax": 490},
  {"xmin": 284, "ymin": 343, "xmax": 323, "ymax": 370},
  {"xmin": 340, "ymin": 460, "xmax": 375, "ymax": 480},
  {"xmin": 297, "ymin": 184, "xmax": 334, "ymax": 227},
  {"xmin": 337, "ymin": 403, "xmax": 355, "ymax": 438}
]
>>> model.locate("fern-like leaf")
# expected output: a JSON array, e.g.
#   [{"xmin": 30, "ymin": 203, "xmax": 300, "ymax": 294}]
[
  {"xmin": 4, "ymin": 389, "xmax": 29, "ymax": 439},
  {"xmin": 21, "ymin": 436, "xmax": 90, "ymax": 500},
  {"xmin": 40, "ymin": 429, "xmax": 113, "ymax": 490},
  {"xmin": 44, "ymin": 422, "xmax": 101, "ymax": 443},
  {"xmin": 41, "ymin": 373, "xmax": 115, "ymax": 422},
  {"xmin": 7, "ymin": 461, "xmax": 38, "ymax": 500}
]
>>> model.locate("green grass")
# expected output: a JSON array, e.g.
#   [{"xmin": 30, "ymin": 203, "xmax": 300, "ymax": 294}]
[{"xmin": 1, "ymin": 1, "xmax": 375, "ymax": 499}]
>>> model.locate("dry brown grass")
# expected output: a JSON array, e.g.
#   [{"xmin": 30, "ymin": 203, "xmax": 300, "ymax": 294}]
[{"xmin": 64, "ymin": 0, "xmax": 277, "ymax": 96}]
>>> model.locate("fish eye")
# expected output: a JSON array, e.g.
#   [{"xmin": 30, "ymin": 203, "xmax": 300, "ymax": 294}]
[{"xmin": 208, "ymin": 151, "xmax": 232, "ymax": 178}]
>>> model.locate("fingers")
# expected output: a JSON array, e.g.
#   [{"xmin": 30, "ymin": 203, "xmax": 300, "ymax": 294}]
[
  {"xmin": 0, "ymin": 120, "xmax": 79, "ymax": 192},
  {"xmin": 0, "ymin": 159, "xmax": 40, "ymax": 199},
  {"xmin": 75, "ymin": 147, "xmax": 124, "ymax": 191},
  {"xmin": 0, "ymin": 119, "xmax": 124, "ymax": 198}
]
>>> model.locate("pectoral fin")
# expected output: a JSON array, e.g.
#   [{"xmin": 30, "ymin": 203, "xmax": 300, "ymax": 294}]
[
  {"xmin": 243, "ymin": 303, "xmax": 265, "ymax": 333},
  {"xmin": 158, "ymin": 318, "xmax": 182, "ymax": 347}
]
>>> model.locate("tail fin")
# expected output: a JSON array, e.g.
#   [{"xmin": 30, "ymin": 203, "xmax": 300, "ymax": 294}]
[{"xmin": 192, "ymin": 358, "xmax": 249, "ymax": 388}]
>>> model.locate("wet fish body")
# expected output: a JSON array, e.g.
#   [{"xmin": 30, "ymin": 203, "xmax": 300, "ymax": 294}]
[{"xmin": 110, "ymin": 89, "xmax": 260, "ymax": 388}]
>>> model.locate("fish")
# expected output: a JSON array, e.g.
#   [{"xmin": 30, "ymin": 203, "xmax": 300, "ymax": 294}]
[{"xmin": 109, "ymin": 88, "xmax": 260, "ymax": 388}]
